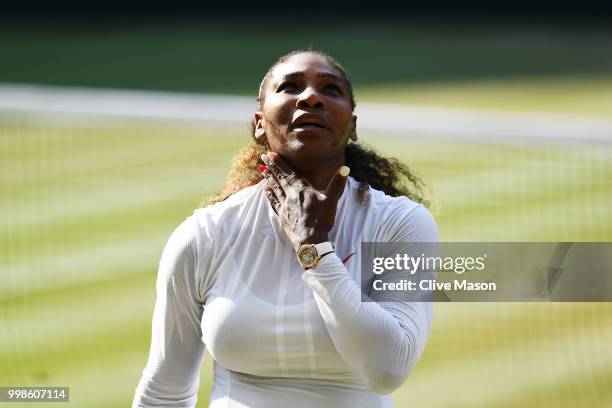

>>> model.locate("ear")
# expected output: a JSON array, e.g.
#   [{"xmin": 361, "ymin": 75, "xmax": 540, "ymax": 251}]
[
  {"xmin": 254, "ymin": 111, "xmax": 267, "ymax": 143},
  {"xmin": 349, "ymin": 115, "xmax": 358, "ymax": 142}
]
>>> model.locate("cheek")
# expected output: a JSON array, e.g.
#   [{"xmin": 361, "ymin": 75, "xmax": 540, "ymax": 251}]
[
  {"xmin": 264, "ymin": 98, "xmax": 293, "ymax": 124},
  {"xmin": 334, "ymin": 111, "xmax": 354, "ymax": 135},
  {"xmin": 265, "ymin": 114, "xmax": 288, "ymax": 139},
  {"xmin": 330, "ymin": 102, "xmax": 354, "ymax": 126}
]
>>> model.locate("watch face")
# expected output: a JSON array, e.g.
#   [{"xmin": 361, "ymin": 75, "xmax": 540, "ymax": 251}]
[{"xmin": 299, "ymin": 246, "xmax": 318, "ymax": 267}]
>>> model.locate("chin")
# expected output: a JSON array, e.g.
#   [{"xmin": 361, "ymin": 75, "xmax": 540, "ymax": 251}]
[{"xmin": 284, "ymin": 140, "xmax": 342, "ymax": 164}]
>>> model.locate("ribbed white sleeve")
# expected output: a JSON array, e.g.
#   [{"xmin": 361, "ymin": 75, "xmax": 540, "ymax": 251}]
[
  {"xmin": 132, "ymin": 216, "xmax": 205, "ymax": 408},
  {"xmin": 301, "ymin": 204, "xmax": 438, "ymax": 395}
]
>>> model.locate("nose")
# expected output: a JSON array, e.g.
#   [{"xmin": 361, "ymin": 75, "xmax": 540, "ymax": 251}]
[{"xmin": 296, "ymin": 86, "xmax": 324, "ymax": 110}]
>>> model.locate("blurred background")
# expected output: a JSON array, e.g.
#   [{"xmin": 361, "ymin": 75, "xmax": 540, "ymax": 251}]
[{"xmin": 1, "ymin": 2, "xmax": 612, "ymax": 407}]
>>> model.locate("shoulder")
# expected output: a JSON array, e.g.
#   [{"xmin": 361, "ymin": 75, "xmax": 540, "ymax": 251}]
[
  {"xmin": 161, "ymin": 184, "xmax": 262, "ymax": 299},
  {"xmin": 157, "ymin": 214, "xmax": 199, "ymax": 290},
  {"xmin": 191, "ymin": 182, "xmax": 262, "ymax": 259},
  {"xmin": 363, "ymin": 183, "xmax": 438, "ymax": 242},
  {"xmin": 193, "ymin": 182, "xmax": 263, "ymax": 233}
]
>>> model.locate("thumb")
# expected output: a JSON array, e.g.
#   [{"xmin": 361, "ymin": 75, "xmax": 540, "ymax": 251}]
[{"xmin": 324, "ymin": 165, "xmax": 350, "ymax": 202}]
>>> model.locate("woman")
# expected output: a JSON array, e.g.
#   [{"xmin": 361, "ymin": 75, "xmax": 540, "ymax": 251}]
[{"xmin": 133, "ymin": 50, "xmax": 438, "ymax": 408}]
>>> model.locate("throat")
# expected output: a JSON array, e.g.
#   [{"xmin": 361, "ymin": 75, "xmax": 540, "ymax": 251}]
[{"xmin": 293, "ymin": 159, "xmax": 347, "ymax": 191}]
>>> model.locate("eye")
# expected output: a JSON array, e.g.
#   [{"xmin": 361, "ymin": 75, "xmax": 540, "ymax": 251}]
[
  {"xmin": 277, "ymin": 81, "xmax": 299, "ymax": 93},
  {"xmin": 323, "ymin": 83, "xmax": 342, "ymax": 95}
]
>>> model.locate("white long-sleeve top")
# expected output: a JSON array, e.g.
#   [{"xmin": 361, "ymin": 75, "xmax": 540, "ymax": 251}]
[{"xmin": 133, "ymin": 176, "xmax": 438, "ymax": 408}]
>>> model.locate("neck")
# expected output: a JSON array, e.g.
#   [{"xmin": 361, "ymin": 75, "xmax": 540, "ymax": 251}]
[{"xmin": 288, "ymin": 155, "xmax": 346, "ymax": 191}]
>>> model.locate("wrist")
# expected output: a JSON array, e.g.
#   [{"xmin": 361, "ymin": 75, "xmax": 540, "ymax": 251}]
[{"xmin": 294, "ymin": 234, "xmax": 329, "ymax": 253}]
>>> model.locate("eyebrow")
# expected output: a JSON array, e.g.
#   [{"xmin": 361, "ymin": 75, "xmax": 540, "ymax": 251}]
[{"xmin": 278, "ymin": 71, "xmax": 342, "ymax": 81}]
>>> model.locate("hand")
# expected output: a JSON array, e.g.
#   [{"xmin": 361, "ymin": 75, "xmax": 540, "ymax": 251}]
[{"xmin": 260, "ymin": 152, "xmax": 350, "ymax": 253}]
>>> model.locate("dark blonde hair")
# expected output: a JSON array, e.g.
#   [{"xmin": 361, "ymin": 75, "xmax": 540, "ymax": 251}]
[{"xmin": 201, "ymin": 49, "xmax": 430, "ymax": 208}]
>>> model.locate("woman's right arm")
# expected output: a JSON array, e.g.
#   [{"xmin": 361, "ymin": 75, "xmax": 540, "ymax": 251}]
[{"xmin": 132, "ymin": 215, "xmax": 207, "ymax": 408}]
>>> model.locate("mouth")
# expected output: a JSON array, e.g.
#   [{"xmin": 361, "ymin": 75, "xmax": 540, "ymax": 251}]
[
  {"xmin": 291, "ymin": 113, "xmax": 329, "ymax": 131},
  {"xmin": 293, "ymin": 122, "xmax": 326, "ymax": 130}
]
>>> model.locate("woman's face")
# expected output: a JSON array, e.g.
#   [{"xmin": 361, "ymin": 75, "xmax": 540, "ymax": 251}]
[{"xmin": 254, "ymin": 53, "xmax": 357, "ymax": 163}]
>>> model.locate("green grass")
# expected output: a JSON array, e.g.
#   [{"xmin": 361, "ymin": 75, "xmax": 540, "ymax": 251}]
[
  {"xmin": 358, "ymin": 75, "xmax": 612, "ymax": 116},
  {"xmin": 1, "ymin": 18, "xmax": 611, "ymax": 408},
  {"xmin": 1, "ymin": 20, "xmax": 612, "ymax": 115},
  {"xmin": 1, "ymin": 115, "xmax": 611, "ymax": 407}
]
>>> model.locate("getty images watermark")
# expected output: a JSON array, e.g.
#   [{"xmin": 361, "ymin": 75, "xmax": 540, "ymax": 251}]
[
  {"xmin": 360, "ymin": 243, "xmax": 612, "ymax": 302},
  {"xmin": 371, "ymin": 252, "xmax": 493, "ymax": 292}
]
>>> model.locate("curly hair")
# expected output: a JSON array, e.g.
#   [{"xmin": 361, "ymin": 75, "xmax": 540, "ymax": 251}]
[{"xmin": 201, "ymin": 49, "xmax": 430, "ymax": 208}]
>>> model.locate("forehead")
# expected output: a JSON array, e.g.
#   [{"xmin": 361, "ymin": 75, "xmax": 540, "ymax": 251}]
[{"xmin": 269, "ymin": 53, "xmax": 343, "ymax": 82}]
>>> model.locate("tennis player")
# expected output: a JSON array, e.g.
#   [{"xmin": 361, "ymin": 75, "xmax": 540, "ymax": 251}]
[{"xmin": 132, "ymin": 49, "xmax": 438, "ymax": 408}]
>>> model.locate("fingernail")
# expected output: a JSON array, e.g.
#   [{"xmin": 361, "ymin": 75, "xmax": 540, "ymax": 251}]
[
  {"xmin": 339, "ymin": 166, "xmax": 350, "ymax": 177},
  {"xmin": 259, "ymin": 165, "xmax": 267, "ymax": 172},
  {"xmin": 260, "ymin": 154, "xmax": 267, "ymax": 162}
]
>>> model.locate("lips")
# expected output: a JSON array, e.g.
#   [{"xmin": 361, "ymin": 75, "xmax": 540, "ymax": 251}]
[
  {"xmin": 295, "ymin": 122, "xmax": 325, "ymax": 129},
  {"xmin": 291, "ymin": 114, "xmax": 328, "ymax": 130}
]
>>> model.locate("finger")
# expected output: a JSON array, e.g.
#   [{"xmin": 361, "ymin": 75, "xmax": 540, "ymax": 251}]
[
  {"xmin": 262, "ymin": 168, "xmax": 286, "ymax": 200},
  {"xmin": 262, "ymin": 153, "xmax": 302, "ymax": 188},
  {"xmin": 324, "ymin": 165, "xmax": 350, "ymax": 202},
  {"xmin": 267, "ymin": 152, "xmax": 295, "ymax": 175},
  {"xmin": 272, "ymin": 153, "xmax": 309, "ymax": 187},
  {"xmin": 264, "ymin": 184, "xmax": 281, "ymax": 214}
]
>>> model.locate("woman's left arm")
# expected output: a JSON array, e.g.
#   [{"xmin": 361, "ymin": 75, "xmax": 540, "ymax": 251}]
[{"xmin": 301, "ymin": 204, "xmax": 438, "ymax": 395}]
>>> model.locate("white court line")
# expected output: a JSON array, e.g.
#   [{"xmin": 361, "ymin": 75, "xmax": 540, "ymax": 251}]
[{"xmin": 1, "ymin": 83, "xmax": 611, "ymax": 141}]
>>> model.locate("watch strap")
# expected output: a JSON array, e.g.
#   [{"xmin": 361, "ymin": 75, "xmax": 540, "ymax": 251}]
[{"xmin": 313, "ymin": 241, "xmax": 335, "ymax": 257}]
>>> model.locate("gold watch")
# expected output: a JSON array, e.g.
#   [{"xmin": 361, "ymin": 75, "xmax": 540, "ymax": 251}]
[{"xmin": 297, "ymin": 241, "xmax": 335, "ymax": 269}]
